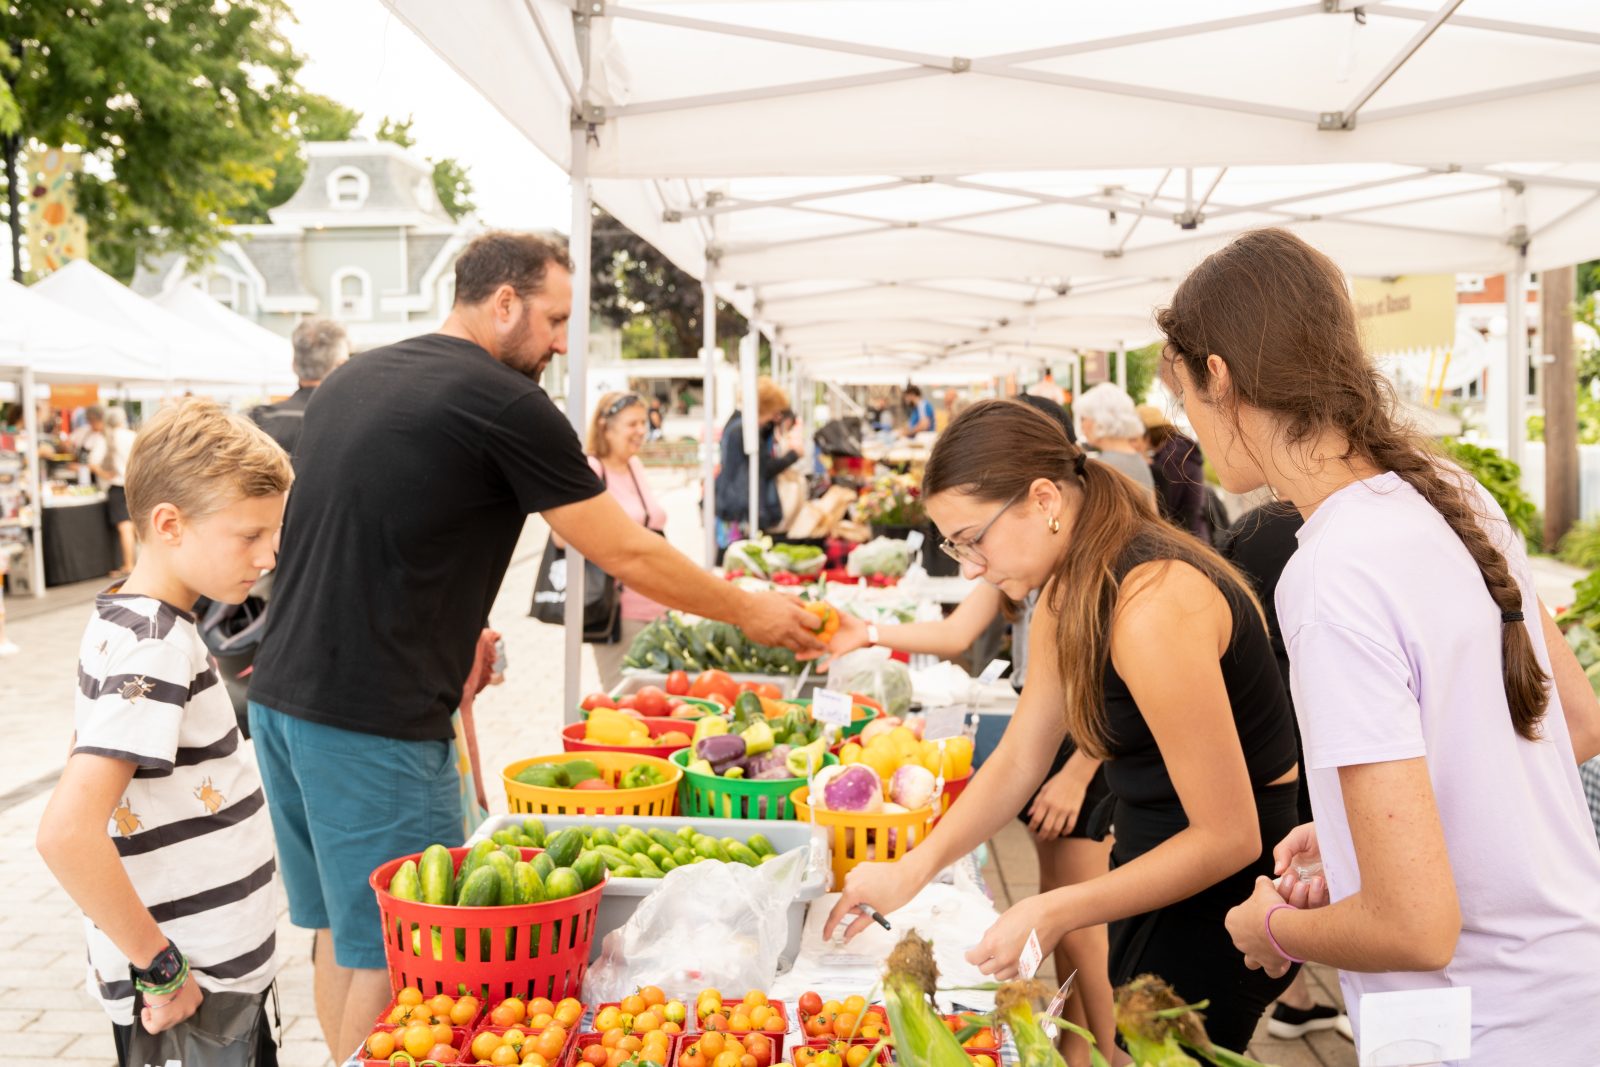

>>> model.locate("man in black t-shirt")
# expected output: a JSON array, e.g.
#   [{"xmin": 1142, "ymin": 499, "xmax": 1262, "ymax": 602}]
[{"xmin": 246, "ymin": 231, "xmax": 822, "ymax": 1062}]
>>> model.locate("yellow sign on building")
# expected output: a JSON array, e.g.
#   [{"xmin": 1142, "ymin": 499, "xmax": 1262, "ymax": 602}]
[
  {"xmin": 1351, "ymin": 274, "xmax": 1456, "ymax": 353},
  {"xmin": 24, "ymin": 147, "xmax": 90, "ymax": 276}
]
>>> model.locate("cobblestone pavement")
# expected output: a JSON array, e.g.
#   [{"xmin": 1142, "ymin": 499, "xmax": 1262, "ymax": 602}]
[{"xmin": 0, "ymin": 466, "xmax": 1581, "ymax": 1065}]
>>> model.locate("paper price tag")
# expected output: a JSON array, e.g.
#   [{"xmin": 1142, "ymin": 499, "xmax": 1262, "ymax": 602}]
[
  {"xmin": 1018, "ymin": 928, "xmax": 1043, "ymax": 979},
  {"xmin": 977, "ymin": 658, "xmax": 1011, "ymax": 685},
  {"xmin": 904, "ymin": 529, "xmax": 925, "ymax": 555},
  {"xmin": 1358, "ymin": 988, "xmax": 1471, "ymax": 1067},
  {"xmin": 923, "ymin": 705, "xmax": 966, "ymax": 741},
  {"xmin": 812, "ymin": 687, "xmax": 854, "ymax": 727}
]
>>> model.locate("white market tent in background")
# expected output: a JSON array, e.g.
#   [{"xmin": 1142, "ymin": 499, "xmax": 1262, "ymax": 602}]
[
  {"xmin": 380, "ymin": 0, "xmax": 1600, "ymax": 711},
  {"xmin": 155, "ymin": 285, "xmax": 296, "ymax": 392},
  {"xmin": 32, "ymin": 260, "xmax": 270, "ymax": 389}
]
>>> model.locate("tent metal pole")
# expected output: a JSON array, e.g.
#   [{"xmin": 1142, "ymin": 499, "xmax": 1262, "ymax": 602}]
[
  {"xmin": 702, "ymin": 264, "xmax": 718, "ymax": 567},
  {"xmin": 1115, "ymin": 342, "xmax": 1128, "ymax": 391},
  {"xmin": 1363, "ymin": 69, "xmax": 1600, "ymax": 124},
  {"xmin": 1505, "ymin": 250, "xmax": 1529, "ymax": 469},
  {"xmin": 743, "ymin": 325, "xmax": 760, "ymax": 538},
  {"xmin": 1365, "ymin": 3, "xmax": 1600, "ymax": 45},
  {"xmin": 562, "ymin": 10, "xmax": 595, "ymax": 722},
  {"xmin": 1333, "ymin": 0, "xmax": 1463, "ymax": 127},
  {"xmin": 673, "ymin": 179, "xmax": 911, "ymax": 219},
  {"xmin": 20, "ymin": 367, "xmax": 44, "ymax": 597}
]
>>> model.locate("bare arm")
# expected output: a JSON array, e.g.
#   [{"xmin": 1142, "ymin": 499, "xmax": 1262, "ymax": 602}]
[
  {"xmin": 544, "ymin": 492, "xmax": 823, "ymax": 654},
  {"xmin": 1541, "ymin": 600, "xmax": 1600, "ymax": 763},
  {"xmin": 824, "ymin": 598, "xmax": 1069, "ymax": 939},
  {"xmin": 1238, "ymin": 758, "xmax": 1461, "ymax": 973},
  {"xmin": 828, "ymin": 584, "xmax": 1005, "ymax": 661}
]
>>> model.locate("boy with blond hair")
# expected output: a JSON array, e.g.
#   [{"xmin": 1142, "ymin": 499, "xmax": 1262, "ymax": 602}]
[{"xmin": 37, "ymin": 398, "xmax": 290, "ymax": 1065}]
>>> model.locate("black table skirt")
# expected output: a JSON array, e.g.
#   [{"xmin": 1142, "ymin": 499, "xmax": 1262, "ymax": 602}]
[{"xmin": 42, "ymin": 503, "xmax": 118, "ymax": 587}]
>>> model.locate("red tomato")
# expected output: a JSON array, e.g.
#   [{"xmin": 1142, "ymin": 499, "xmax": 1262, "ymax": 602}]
[
  {"xmin": 690, "ymin": 670, "xmax": 740, "ymax": 703},
  {"xmin": 744, "ymin": 1035, "xmax": 773, "ymax": 1067},
  {"xmin": 581, "ymin": 692, "xmax": 617, "ymax": 711},
  {"xmin": 573, "ymin": 778, "xmax": 613, "ymax": 790},
  {"xmin": 738, "ymin": 681, "xmax": 759, "ymax": 694},
  {"xmin": 798, "ymin": 992, "xmax": 823, "ymax": 1019},
  {"xmin": 705, "ymin": 692, "xmax": 731, "ymax": 708},
  {"xmin": 665, "ymin": 670, "xmax": 691, "ymax": 696},
  {"xmin": 634, "ymin": 686, "xmax": 670, "ymax": 716},
  {"xmin": 753, "ymin": 683, "xmax": 783, "ymax": 701},
  {"xmin": 616, "ymin": 696, "xmax": 641, "ymax": 710}
]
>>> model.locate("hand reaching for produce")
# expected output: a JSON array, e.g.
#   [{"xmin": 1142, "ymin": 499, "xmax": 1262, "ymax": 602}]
[
  {"xmin": 1271, "ymin": 821, "xmax": 1328, "ymax": 909},
  {"xmin": 822, "ymin": 858, "xmax": 924, "ymax": 942},
  {"xmin": 964, "ymin": 894, "xmax": 1061, "ymax": 981},
  {"xmin": 740, "ymin": 590, "xmax": 827, "ymax": 657},
  {"xmin": 822, "ymin": 611, "xmax": 871, "ymax": 663}
]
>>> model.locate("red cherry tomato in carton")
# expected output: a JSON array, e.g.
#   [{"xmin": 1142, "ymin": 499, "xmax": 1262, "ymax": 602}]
[
  {"xmin": 690, "ymin": 670, "xmax": 740, "ymax": 704},
  {"xmin": 634, "ymin": 686, "xmax": 670, "ymax": 716},
  {"xmin": 798, "ymin": 993, "xmax": 823, "ymax": 1018},
  {"xmin": 582, "ymin": 692, "xmax": 617, "ymax": 711},
  {"xmin": 666, "ymin": 671, "xmax": 691, "ymax": 696}
]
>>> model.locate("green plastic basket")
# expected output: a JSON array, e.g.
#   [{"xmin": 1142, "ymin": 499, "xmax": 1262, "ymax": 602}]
[
  {"xmin": 785, "ymin": 697, "xmax": 882, "ymax": 739},
  {"xmin": 670, "ymin": 747, "xmax": 839, "ymax": 820}
]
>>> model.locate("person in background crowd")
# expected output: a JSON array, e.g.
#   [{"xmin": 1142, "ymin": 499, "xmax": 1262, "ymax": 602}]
[
  {"xmin": 571, "ymin": 391, "xmax": 669, "ymax": 688},
  {"xmin": 1028, "ymin": 368, "xmax": 1066, "ymax": 405},
  {"xmin": 87, "ymin": 407, "xmax": 139, "ymax": 578},
  {"xmin": 902, "ymin": 384, "xmax": 936, "ymax": 436},
  {"xmin": 646, "ymin": 402, "xmax": 666, "ymax": 442},
  {"xmin": 828, "ymin": 398, "xmax": 1301, "ymax": 1052},
  {"xmin": 1074, "ymin": 383, "xmax": 1155, "ymax": 498},
  {"xmin": 936, "ymin": 388, "xmax": 963, "ymax": 432},
  {"xmin": 251, "ymin": 319, "xmax": 349, "ymax": 457},
  {"xmin": 1156, "ymin": 228, "xmax": 1600, "ymax": 1064},
  {"xmin": 867, "ymin": 398, "xmax": 893, "ymax": 433},
  {"xmin": 714, "ymin": 378, "xmax": 801, "ymax": 548},
  {"xmin": 1217, "ymin": 502, "xmax": 1351, "ymax": 1041},
  {"xmin": 1137, "ymin": 404, "xmax": 1211, "ymax": 542},
  {"xmin": 0, "ymin": 549, "xmax": 17, "ymax": 657},
  {"xmin": 246, "ymin": 232, "xmax": 821, "ymax": 1063}
]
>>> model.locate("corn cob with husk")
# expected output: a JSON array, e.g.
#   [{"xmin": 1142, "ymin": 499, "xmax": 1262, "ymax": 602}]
[
  {"xmin": 879, "ymin": 932, "xmax": 971, "ymax": 1067},
  {"xmin": 1114, "ymin": 975, "xmax": 1274, "ymax": 1067}
]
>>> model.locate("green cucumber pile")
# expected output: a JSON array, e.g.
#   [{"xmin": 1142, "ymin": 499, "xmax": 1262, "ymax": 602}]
[
  {"xmin": 556, "ymin": 821, "xmax": 782, "ymax": 879},
  {"xmin": 622, "ymin": 612, "xmax": 801, "ymax": 676},
  {"xmin": 385, "ymin": 822, "xmax": 602, "ymax": 907}
]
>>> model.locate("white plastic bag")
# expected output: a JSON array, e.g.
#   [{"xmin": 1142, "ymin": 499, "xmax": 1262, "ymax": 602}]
[
  {"xmin": 584, "ymin": 848, "xmax": 808, "ymax": 1002},
  {"xmin": 825, "ymin": 647, "xmax": 914, "ymax": 717}
]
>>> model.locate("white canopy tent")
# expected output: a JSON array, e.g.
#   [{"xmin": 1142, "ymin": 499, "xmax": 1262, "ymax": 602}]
[
  {"xmin": 382, "ymin": 0, "xmax": 1600, "ymax": 712},
  {"xmin": 155, "ymin": 285, "xmax": 296, "ymax": 392},
  {"xmin": 32, "ymin": 260, "xmax": 272, "ymax": 389}
]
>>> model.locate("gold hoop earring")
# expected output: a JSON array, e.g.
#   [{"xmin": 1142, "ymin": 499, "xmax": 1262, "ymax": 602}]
[{"xmin": 1048, "ymin": 515, "xmax": 1060, "ymax": 534}]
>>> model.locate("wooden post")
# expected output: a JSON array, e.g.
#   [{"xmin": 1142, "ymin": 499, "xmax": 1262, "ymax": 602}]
[{"xmin": 1542, "ymin": 264, "xmax": 1578, "ymax": 549}]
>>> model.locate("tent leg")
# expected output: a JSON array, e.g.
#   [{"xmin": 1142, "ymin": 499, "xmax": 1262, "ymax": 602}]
[
  {"xmin": 562, "ymin": 124, "xmax": 593, "ymax": 722},
  {"xmin": 1505, "ymin": 251, "xmax": 1529, "ymax": 470},
  {"xmin": 743, "ymin": 327, "xmax": 761, "ymax": 537},
  {"xmin": 1115, "ymin": 341, "xmax": 1127, "ymax": 391},
  {"xmin": 702, "ymin": 266, "xmax": 719, "ymax": 567},
  {"xmin": 20, "ymin": 368, "xmax": 43, "ymax": 597}
]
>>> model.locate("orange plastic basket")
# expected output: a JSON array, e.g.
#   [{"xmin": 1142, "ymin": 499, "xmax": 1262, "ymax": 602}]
[
  {"xmin": 789, "ymin": 786, "xmax": 935, "ymax": 887},
  {"xmin": 560, "ymin": 719, "xmax": 694, "ymax": 759},
  {"xmin": 502, "ymin": 751, "xmax": 681, "ymax": 817},
  {"xmin": 368, "ymin": 846, "xmax": 603, "ymax": 1003}
]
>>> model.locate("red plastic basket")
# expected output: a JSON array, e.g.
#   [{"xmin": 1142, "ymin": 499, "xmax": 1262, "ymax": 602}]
[
  {"xmin": 369, "ymin": 846, "xmax": 605, "ymax": 1004},
  {"xmin": 935, "ymin": 772, "xmax": 972, "ymax": 820},
  {"xmin": 561, "ymin": 718, "xmax": 695, "ymax": 758},
  {"xmin": 357, "ymin": 1024, "xmax": 472, "ymax": 1066}
]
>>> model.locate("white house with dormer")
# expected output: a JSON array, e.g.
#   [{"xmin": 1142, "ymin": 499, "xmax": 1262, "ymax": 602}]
[{"xmin": 133, "ymin": 140, "xmax": 480, "ymax": 349}]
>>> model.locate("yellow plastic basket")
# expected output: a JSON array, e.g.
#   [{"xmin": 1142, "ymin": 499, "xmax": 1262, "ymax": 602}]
[
  {"xmin": 502, "ymin": 751, "xmax": 681, "ymax": 817},
  {"xmin": 789, "ymin": 785, "xmax": 935, "ymax": 887}
]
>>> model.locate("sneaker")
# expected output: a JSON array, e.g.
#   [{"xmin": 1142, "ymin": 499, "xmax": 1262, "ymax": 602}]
[{"xmin": 1268, "ymin": 1001, "xmax": 1353, "ymax": 1041}]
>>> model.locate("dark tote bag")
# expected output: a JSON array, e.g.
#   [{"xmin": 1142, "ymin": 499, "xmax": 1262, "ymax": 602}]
[
  {"xmin": 530, "ymin": 538, "xmax": 621, "ymax": 643},
  {"xmin": 123, "ymin": 988, "xmax": 275, "ymax": 1067}
]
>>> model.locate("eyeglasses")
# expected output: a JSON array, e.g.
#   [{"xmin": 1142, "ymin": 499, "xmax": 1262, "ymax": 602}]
[
  {"xmin": 603, "ymin": 393, "xmax": 642, "ymax": 418},
  {"xmin": 938, "ymin": 490, "xmax": 1024, "ymax": 567}
]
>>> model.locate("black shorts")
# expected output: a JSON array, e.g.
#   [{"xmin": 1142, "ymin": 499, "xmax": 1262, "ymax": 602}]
[
  {"xmin": 1016, "ymin": 737, "xmax": 1114, "ymax": 840},
  {"xmin": 106, "ymin": 485, "xmax": 130, "ymax": 526}
]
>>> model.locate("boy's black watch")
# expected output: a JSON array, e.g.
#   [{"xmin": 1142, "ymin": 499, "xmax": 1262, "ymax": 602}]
[{"xmin": 132, "ymin": 941, "xmax": 185, "ymax": 988}]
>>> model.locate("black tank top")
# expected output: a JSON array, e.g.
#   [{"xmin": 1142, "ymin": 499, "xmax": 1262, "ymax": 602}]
[{"xmin": 1100, "ymin": 534, "xmax": 1299, "ymax": 809}]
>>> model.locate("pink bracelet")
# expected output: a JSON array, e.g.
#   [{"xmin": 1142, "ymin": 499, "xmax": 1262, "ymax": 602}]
[{"xmin": 1264, "ymin": 903, "xmax": 1306, "ymax": 964}]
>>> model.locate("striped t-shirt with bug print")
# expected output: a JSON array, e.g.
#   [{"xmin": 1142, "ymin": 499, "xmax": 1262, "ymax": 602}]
[{"xmin": 73, "ymin": 588, "xmax": 279, "ymax": 1025}]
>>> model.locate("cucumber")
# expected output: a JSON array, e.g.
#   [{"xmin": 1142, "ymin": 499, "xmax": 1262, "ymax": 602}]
[
  {"xmin": 544, "ymin": 828, "xmax": 585, "ymax": 868},
  {"xmin": 658, "ymin": 855, "xmax": 679, "ymax": 872},
  {"xmin": 520, "ymin": 818, "xmax": 547, "ymax": 847},
  {"xmin": 500, "ymin": 844, "xmax": 524, "ymax": 865},
  {"xmin": 491, "ymin": 829, "xmax": 517, "ymax": 847},
  {"xmin": 725, "ymin": 842, "xmax": 762, "ymax": 867},
  {"xmin": 388, "ymin": 860, "xmax": 421, "ymax": 901},
  {"xmin": 677, "ymin": 826, "xmax": 699, "ymax": 842},
  {"xmin": 672, "ymin": 846, "xmax": 695, "ymax": 867},
  {"xmin": 631, "ymin": 852, "xmax": 665, "ymax": 878},
  {"xmin": 618, "ymin": 831, "xmax": 653, "ymax": 856},
  {"xmin": 531, "ymin": 853, "xmax": 556, "ymax": 881},
  {"xmin": 419, "ymin": 845, "xmax": 454, "ymax": 905},
  {"xmin": 589, "ymin": 827, "xmax": 618, "ymax": 849},
  {"xmin": 647, "ymin": 829, "xmax": 680, "ymax": 851},
  {"xmin": 573, "ymin": 850, "xmax": 607, "ymax": 890},
  {"xmin": 692, "ymin": 835, "xmax": 728, "ymax": 862},
  {"xmin": 456, "ymin": 865, "xmax": 501, "ymax": 907},
  {"xmin": 455, "ymin": 839, "xmax": 498, "ymax": 894},
  {"xmin": 614, "ymin": 864, "xmax": 641, "ymax": 878},
  {"xmin": 512, "ymin": 861, "xmax": 546, "ymax": 904},
  {"xmin": 545, "ymin": 867, "xmax": 584, "ymax": 900},
  {"xmin": 745, "ymin": 833, "xmax": 776, "ymax": 857},
  {"xmin": 646, "ymin": 843, "xmax": 672, "ymax": 866},
  {"xmin": 484, "ymin": 852, "xmax": 516, "ymax": 905}
]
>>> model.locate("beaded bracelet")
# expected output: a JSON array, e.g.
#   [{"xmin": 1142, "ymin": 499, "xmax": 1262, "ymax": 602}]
[
  {"xmin": 1264, "ymin": 903, "xmax": 1306, "ymax": 964},
  {"xmin": 136, "ymin": 956, "xmax": 189, "ymax": 999},
  {"xmin": 133, "ymin": 943, "xmax": 190, "ymax": 999}
]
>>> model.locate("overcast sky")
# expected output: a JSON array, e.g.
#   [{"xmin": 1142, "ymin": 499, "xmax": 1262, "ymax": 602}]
[{"xmin": 284, "ymin": 0, "xmax": 573, "ymax": 234}]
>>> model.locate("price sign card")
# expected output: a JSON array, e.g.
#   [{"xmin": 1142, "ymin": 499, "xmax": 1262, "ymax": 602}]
[
  {"xmin": 904, "ymin": 529, "xmax": 925, "ymax": 555},
  {"xmin": 812, "ymin": 687, "xmax": 854, "ymax": 727},
  {"xmin": 923, "ymin": 705, "xmax": 967, "ymax": 742},
  {"xmin": 977, "ymin": 658, "xmax": 1011, "ymax": 685},
  {"xmin": 1358, "ymin": 987, "xmax": 1471, "ymax": 1066},
  {"xmin": 1018, "ymin": 929, "xmax": 1043, "ymax": 979}
]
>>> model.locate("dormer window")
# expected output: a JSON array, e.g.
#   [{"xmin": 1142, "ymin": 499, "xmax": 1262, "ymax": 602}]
[
  {"xmin": 326, "ymin": 165, "xmax": 370, "ymax": 210},
  {"xmin": 332, "ymin": 267, "xmax": 372, "ymax": 321}
]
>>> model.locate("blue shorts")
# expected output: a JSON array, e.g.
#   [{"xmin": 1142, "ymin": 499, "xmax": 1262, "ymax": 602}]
[{"xmin": 248, "ymin": 702, "xmax": 462, "ymax": 970}]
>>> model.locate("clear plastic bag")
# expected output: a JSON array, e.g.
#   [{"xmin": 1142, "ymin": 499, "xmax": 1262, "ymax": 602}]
[
  {"xmin": 584, "ymin": 848, "xmax": 810, "ymax": 1002},
  {"xmin": 825, "ymin": 647, "xmax": 914, "ymax": 717}
]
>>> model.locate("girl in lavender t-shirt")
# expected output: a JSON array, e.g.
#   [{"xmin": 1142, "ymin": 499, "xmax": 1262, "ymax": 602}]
[{"xmin": 1157, "ymin": 228, "xmax": 1600, "ymax": 1065}]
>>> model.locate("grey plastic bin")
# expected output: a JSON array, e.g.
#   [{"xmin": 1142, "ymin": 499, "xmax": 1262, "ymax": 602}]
[{"xmin": 468, "ymin": 813, "xmax": 827, "ymax": 970}]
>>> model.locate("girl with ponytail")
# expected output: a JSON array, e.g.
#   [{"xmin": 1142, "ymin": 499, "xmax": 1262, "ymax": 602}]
[
  {"xmin": 825, "ymin": 398, "xmax": 1304, "ymax": 1051},
  {"xmin": 1159, "ymin": 228, "xmax": 1600, "ymax": 1064}
]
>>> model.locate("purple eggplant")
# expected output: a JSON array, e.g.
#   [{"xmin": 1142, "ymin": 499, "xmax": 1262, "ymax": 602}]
[{"xmin": 695, "ymin": 733, "xmax": 748, "ymax": 776}]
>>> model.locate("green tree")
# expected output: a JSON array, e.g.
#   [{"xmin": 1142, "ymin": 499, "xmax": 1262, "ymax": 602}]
[
  {"xmin": 1123, "ymin": 342, "xmax": 1161, "ymax": 404},
  {"xmin": 374, "ymin": 115, "xmax": 475, "ymax": 221},
  {"xmin": 238, "ymin": 92, "xmax": 363, "ymax": 222},
  {"xmin": 590, "ymin": 208, "xmax": 747, "ymax": 359},
  {"xmin": 2, "ymin": 1, "xmax": 303, "ymax": 281}
]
